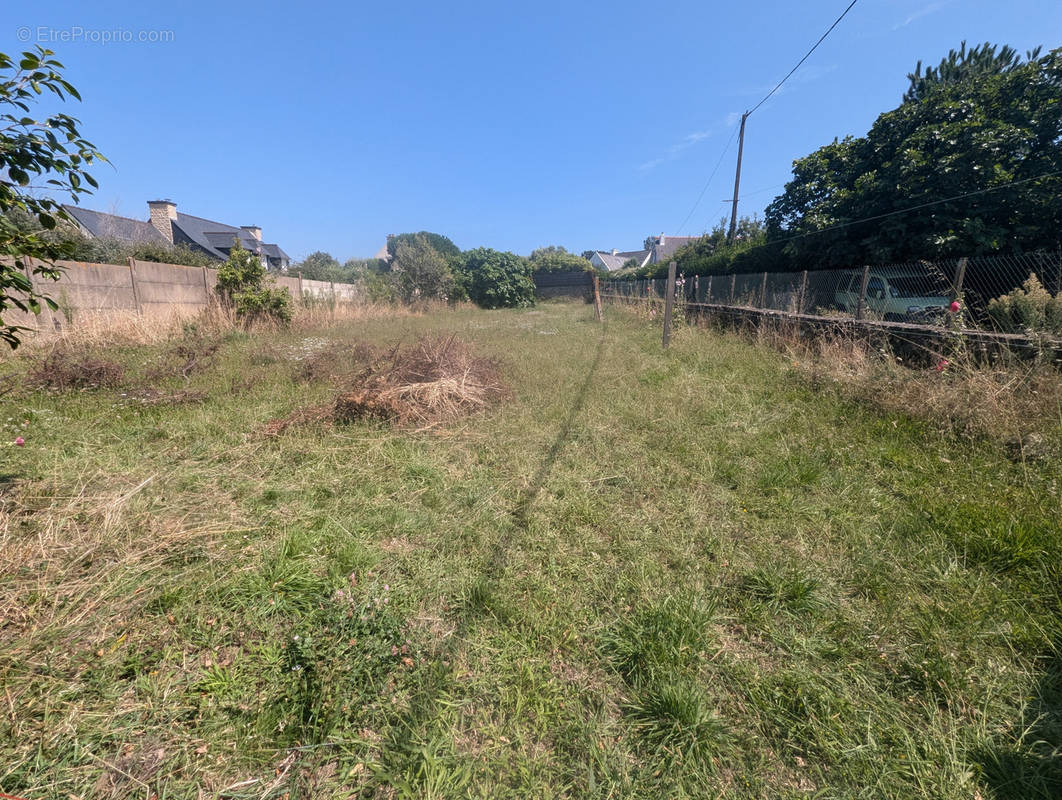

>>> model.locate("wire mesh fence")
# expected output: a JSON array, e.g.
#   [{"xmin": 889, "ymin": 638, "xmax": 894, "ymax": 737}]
[{"xmin": 603, "ymin": 249, "xmax": 1062, "ymax": 337}]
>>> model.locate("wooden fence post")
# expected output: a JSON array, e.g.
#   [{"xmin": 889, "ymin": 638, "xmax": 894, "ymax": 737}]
[
  {"xmin": 127, "ymin": 257, "xmax": 143, "ymax": 315},
  {"xmin": 592, "ymin": 274, "xmax": 603, "ymax": 322},
  {"xmin": 855, "ymin": 265, "xmax": 871, "ymax": 320},
  {"xmin": 201, "ymin": 266, "xmax": 210, "ymax": 306},
  {"xmin": 951, "ymin": 257, "xmax": 968, "ymax": 330},
  {"xmin": 797, "ymin": 270, "xmax": 808, "ymax": 314},
  {"xmin": 706, "ymin": 274, "xmax": 713, "ymax": 304},
  {"xmin": 729, "ymin": 273, "xmax": 736, "ymax": 305},
  {"xmin": 662, "ymin": 261, "xmax": 677, "ymax": 349},
  {"xmin": 297, "ymin": 272, "xmax": 304, "ymax": 305},
  {"xmin": 759, "ymin": 271, "xmax": 768, "ymax": 308},
  {"xmin": 952, "ymin": 257, "xmax": 967, "ymax": 301}
]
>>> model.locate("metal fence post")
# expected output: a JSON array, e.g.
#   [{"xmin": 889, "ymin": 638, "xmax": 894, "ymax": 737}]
[
  {"xmin": 797, "ymin": 270, "xmax": 808, "ymax": 314},
  {"xmin": 706, "ymin": 274, "xmax": 713, "ymax": 304},
  {"xmin": 729, "ymin": 273, "xmax": 736, "ymax": 305},
  {"xmin": 693, "ymin": 275, "xmax": 699, "ymax": 303},
  {"xmin": 856, "ymin": 265, "xmax": 871, "ymax": 320},
  {"xmin": 759, "ymin": 271, "xmax": 768, "ymax": 308}
]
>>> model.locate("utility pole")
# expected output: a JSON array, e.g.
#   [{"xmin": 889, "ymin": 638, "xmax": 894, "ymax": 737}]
[{"xmin": 727, "ymin": 111, "xmax": 750, "ymax": 244}]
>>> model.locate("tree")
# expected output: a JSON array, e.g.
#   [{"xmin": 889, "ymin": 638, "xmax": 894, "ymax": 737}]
[
  {"xmin": 904, "ymin": 41, "xmax": 1040, "ymax": 104},
  {"xmin": 1, "ymin": 48, "xmax": 104, "ymax": 348},
  {"xmin": 765, "ymin": 45, "xmax": 1062, "ymax": 267},
  {"xmin": 386, "ymin": 231, "xmax": 460, "ymax": 261},
  {"xmin": 391, "ymin": 234, "xmax": 454, "ymax": 302},
  {"xmin": 216, "ymin": 239, "xmax": 292, "ymax": 325},
  {"xmin": 295, "ymin": 251, "xmax": 342, "ymax": 281},
  {"xmin": 457, "ymin": 248, "xmax": 535, "ymax": 309},
  {"xmin": 528, "ymin": 245, "xmax": 592, "ymax": 273}
]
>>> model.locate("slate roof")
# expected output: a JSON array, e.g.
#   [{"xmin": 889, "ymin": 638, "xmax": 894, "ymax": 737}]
[
  {"xmin": 592, "ymin": 249, "xmax": 651, "ymax": 271},
  {"xmin": 174, "ymin": 213, "xmax": 290, "ymax": 263},
  {"xmin": 62, "ymin": 205, "xmax": 168, "ymax": 244},
  {"xmin": 64, "ymin": 203, "xmax": 290, "ymax": 266},
  {"xmin": 649, "ymin": 236, "xmax": 700, "ymax": 263}
]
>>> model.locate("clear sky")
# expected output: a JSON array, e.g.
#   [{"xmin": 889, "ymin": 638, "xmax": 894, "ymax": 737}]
[{"xmin": 5, "ymin": 1, "xmax": 1060, "ymax": 262}]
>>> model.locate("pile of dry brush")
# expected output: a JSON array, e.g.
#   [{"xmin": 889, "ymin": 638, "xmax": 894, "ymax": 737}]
[{"xmin": 265, "ymin": 334, "xmax": 508, "ymax": 434}]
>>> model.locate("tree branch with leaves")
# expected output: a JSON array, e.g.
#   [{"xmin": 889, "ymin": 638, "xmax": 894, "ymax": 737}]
[{"xmin": 1, "ymin": 47, "xmax": 105, "ymax": 347}]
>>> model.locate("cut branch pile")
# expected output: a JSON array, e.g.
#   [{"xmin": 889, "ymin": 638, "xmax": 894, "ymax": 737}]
[{"xmin": 262, "ymin": 334, "xmax": 507, "ymax": 434}]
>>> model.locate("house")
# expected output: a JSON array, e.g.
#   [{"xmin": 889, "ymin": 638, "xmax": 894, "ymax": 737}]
[
  {"xmin": 589, "ymin": 233, "xmax": 701, "ymax": 272},
  {"xmin": 62, "ymin": 199, "xmax": 291, "ymax": 270}
]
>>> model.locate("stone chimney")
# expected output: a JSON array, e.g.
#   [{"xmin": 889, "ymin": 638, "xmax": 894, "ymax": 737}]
[
  {"xmin": 241, "ymin": 225, "xmax": 262, "ymax": 242},
  {"xmin": 659, "ymin": 232, "xmax": 666, "ymax": 246},
  {"xmin": 147, "ymin": 199, "xmax": 177, "ymax": 243},
  {"xmin": 611, "ymin": 248, "xmax": 618, "ymax": 256}
]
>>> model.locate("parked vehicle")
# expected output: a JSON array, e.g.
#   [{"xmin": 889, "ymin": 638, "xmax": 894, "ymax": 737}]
[{"xmin": 834, "ymin": 268, "xmax": 951, "ymax": 322}]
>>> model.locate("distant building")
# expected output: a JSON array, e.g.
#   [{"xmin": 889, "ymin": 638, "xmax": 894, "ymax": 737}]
[
  {"xmin": 62, "ymin": 199, "xmax": 291, "ymax": 270},
  {"xmin": 589, "ymin": 233, "xmax": 701, "ymax": 272}
]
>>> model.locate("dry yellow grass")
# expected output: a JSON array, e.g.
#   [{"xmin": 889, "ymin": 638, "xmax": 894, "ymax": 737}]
[{"xmin": 1, "ymin": 299, "xmax": 418, "ymax": 356}]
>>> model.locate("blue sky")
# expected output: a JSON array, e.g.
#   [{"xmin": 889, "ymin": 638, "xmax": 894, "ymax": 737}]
[{"xmin": 6, "ymin": 0, "xmax": 1061, "ymax": 261}]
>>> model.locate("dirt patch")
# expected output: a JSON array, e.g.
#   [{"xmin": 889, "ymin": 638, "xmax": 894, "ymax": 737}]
[
  {"xmin": 29, "ymin": 345, "xmax": 125, "ymax": 391},
  {"xmin": 263, "ymin": 334, "xmax": 508, "ymax": 434},
  {"xmin": 143, "ymin": 336, "xmax": 221, "ymax": 384}
]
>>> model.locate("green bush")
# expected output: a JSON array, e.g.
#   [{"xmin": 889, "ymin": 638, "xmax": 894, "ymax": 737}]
[
  {"xmin": 391, "ymin": 235, "xmax": 455, "ymax": 303},
  {"xmin": 216, "ymin": 239, "xmax": 292, "ymax": 325},
  {"xmin": 986, "ymin": 274, "xmax": 1062, "ymax": 334},
  {"xmin": 457, "ymin": 248, "xmax": 535, "ymax": 309},
  {"xmin": 528, "ymin": 245, "xmax": 592, "ymax": 273}
]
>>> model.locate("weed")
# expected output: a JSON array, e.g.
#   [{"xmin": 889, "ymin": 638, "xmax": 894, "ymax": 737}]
[{"xmin": 28, "ymin": 344, "xmax": 124, "ymax": 390}]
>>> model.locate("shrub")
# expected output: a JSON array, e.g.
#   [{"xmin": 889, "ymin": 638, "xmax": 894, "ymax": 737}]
[
  {"xmin": 457, "ymin": 248, "xmax": 535, "ymax": 309},
  {"xmin": 215, "ymin": 239, "xmax": 292, "ymax": 325},
  {"xmin": 986, "ymin": 274, "xmax": 1062, "ymax": 334},
  {"xmin": 29, "ymin": 345, "xmax": 124, "ymax": 391},
  {"xmin": 391, "ymin": 235, "xmax": 454, "ymax": 303}
]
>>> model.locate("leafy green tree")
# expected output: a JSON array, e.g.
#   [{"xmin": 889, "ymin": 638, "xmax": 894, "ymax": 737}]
[
  {"xmin": 0, "ymin": 48, "xmax": 104, "ymax": 348},
  {"xmin": 391, "ymin": 234, "xmax": 454, "ymax": 302},
  {"xmin": 904, "ymin": 41, "xmax": 1040, "ymax": 103},
  {"xmin": 766, "ymin": 45, "xmax": 1062, "ymax": 267},
  {"xmin": 636, "ymin": 216, "xmax": 767, "ymax": 278},
  {"xmin": 216, "ymin": 239, "xmax": 292, "ymax": 325},
  {"xmin": 294, "ymin": 251, "xmax": 343, "ymax": 281},
  {"xmin": 457, "ymin": 248, "xmax": 535, "ymax": 308},
  {"xmin": 528, "ymin": 245, "xmax": 592, "ymax": 273},
  {"xmin": 386, "ymin": 231, "xmax": 460, "ymax": 261}
]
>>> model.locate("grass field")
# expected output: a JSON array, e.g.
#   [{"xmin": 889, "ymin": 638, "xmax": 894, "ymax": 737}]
[{"xmin": 1, "ymin": 301, "xmax": 1060, "ymax": 799}]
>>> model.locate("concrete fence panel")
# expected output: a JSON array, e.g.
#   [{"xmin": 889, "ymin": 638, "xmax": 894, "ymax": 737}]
[{"xmin": 3, "ymin": 257, "xmax": 366, "ymax": 338}]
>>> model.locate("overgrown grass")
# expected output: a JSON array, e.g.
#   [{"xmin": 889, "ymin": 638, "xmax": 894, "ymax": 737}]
[{"xmin": 0, "ymin": 301, "xmax": 1059, "ymax": 798}]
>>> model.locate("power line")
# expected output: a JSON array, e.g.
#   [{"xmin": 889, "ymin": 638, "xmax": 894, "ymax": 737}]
[
  {"xmin": 748, "ymin": 0, "xmax": 861, "ymax": 117},
  {"xmin": 675, "ymin": 126, "xmax": 740, "ymax": 235},
  {"xmin": 744, "ymin": 168, "xmax": 1062, "ymax": 251}
]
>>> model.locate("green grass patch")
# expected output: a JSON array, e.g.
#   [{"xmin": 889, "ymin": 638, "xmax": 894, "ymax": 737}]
[{"xmin": 0, "ymin": 302, "xmax": 1059, "ymax": 798}]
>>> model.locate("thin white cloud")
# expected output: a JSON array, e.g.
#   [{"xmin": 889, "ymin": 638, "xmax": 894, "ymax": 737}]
[
  {"xmin": 638, "ymin": 129, "xmax": 712, "ymax": 172},
  {"xmin": 735, "ymin": 63, "xmax": 839, "ymax": 100},
  {"xmin": 893, "ymin": 1, "xmax": 952, "ymax": 30}
]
